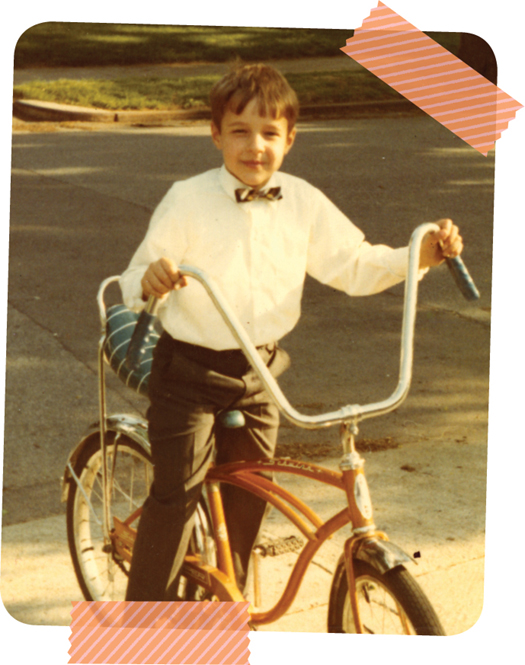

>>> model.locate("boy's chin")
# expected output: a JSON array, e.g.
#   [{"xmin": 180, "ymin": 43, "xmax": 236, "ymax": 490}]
[
  {"xmin": 237, "ymin": 175, "xmax": 272, "ymax": 190},
  {"xmin": 226, "ymin": 166, "xmax": 273, "ymax": 190}
]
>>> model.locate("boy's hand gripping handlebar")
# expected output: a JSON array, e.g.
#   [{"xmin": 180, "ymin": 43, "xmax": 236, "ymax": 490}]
[{"xmin": 125, "ymin": 225, "xmax": 480, "ymax": 414}]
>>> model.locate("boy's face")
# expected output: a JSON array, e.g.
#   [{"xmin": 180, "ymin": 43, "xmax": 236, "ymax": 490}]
[{"xmin": 211, "ymin": 98, "xmax": 296, "ymax": 190}]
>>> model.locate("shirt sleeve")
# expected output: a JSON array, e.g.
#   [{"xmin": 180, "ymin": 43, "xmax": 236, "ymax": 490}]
[
  {"xmin": 119, "ymin": 183, "xmax": 188, "ymax": 311},
  {"xmin": 306, "ymin": 190, "xmax": 427, "ymax": 295}
]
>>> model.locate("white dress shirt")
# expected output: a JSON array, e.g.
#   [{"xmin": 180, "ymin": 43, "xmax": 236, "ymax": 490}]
[{"xmin": 120, "ymin": 165, "xmax": 419, "ymax": 351}]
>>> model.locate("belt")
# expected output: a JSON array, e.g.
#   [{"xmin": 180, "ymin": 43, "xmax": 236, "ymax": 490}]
[{"xmin": 161, "ymin": 332, "xmax": 275, "ymax": 379}]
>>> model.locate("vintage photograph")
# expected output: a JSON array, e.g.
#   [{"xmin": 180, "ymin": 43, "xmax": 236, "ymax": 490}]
[{"xmin": 3, "ymin": 21, "xmax": 492, "ymax": 640}]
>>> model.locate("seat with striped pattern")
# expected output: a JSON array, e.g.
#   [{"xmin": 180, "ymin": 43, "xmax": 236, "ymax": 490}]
[{"xmin": 103, "ymin": 304, "xmax": 160, "ymax": 396}]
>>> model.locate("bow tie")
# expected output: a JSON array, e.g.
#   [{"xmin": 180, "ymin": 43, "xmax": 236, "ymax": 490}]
[{"xmin": 235, "ymin": 187, "xmax": 282, "ymax": 203}]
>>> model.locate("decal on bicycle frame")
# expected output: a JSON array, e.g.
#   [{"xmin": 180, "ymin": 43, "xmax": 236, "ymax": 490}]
[{"xmin": 259, "ymin": 458, "xmax": 323, "ymax": 473}]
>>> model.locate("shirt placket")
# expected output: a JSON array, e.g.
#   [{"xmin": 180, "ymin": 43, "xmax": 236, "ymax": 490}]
[{"xmin": 247, "ymin": 201, "xmax": 271, "ymax": 344}]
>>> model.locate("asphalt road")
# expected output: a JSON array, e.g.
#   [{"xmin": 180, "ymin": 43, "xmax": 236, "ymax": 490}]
[{"xmin": 5, "ymin": 113, "xmax": 492, "ymax": 524}]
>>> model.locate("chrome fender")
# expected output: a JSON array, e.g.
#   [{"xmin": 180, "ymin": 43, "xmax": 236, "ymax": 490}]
[
  {"xmin": 354, "ymin": 536, "xmax": 415, "ymax": 574},
  {"xmin": 61, "ymin": 413, "xmax": 150, "ymax": 503}
]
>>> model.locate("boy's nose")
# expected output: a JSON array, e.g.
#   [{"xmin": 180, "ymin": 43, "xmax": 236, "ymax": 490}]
[{"xmin": 248, "ymin": 133, "xmax": 264, "ymax": 152}]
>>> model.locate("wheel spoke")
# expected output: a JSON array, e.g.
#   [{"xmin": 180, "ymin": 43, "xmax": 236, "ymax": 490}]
[{"xmin": 68, "ymin": 439, "xmax": 153, "ymax": 601}]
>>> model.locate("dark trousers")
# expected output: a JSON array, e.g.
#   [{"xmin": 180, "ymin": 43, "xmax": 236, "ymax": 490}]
[{"xmin": 125, "ymin": 332, "xmax": 290, "ymax": 601}]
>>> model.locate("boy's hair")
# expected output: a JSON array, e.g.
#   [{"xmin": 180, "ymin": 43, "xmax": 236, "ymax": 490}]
[{"xmin": 210, "ymin": 64, "xmax": 299, "ymax": 132}]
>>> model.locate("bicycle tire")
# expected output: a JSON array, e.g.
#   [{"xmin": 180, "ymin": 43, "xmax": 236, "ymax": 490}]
[
  {"xmin": 66, "ymin": 432, "xmax": 153, "ymax": 600},
  {"xmin": 66, "ymin": 431, "xmax": 216, "ymax": 601},
  {"xmin": 328, "ymin": 557, "xmax": 445, "ymax": 635}
]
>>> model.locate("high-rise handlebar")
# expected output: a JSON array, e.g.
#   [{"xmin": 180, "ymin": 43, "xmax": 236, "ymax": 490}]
[{"xmin": 125, "ymin": 223, "xmax": 479, "ymax": 429}]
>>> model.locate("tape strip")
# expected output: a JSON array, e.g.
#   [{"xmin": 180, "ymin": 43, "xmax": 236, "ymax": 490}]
[
  {"xmin": 341, "ymin": 2, "xmax": 523, "ymax": 155},
  {"xmin": 68, "ymin": 601, "xmax": 251, "ymax": 664}
]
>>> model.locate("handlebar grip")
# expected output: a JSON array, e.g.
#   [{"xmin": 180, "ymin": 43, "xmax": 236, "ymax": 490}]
[
  {"xmin": 445, "ymin": 256, "xmax": 480, "ymax": 301},
  {"xmin": 125, "ymin": 296, "xmax": 158, "ymax": 371}
]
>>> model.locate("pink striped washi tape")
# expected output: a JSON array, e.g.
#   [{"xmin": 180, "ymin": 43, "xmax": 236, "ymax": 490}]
[
  {"xmin": 341, "ymin": 2, "xmax": 523, "ymax": 155},
  {"xmin": 68, "ymin": 601, "xmax": 250, "ymax": 664}
]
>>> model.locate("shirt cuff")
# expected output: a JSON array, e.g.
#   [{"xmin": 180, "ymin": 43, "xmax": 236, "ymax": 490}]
[{"xmin": 385, "ymin": 246, "xmax": 429, "ymax": 281}]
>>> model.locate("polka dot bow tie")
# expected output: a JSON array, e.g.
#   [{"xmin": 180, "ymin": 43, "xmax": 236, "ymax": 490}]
[{"xmin": 235, "ymin": 187, "xmax": 283, "ymax": 203}]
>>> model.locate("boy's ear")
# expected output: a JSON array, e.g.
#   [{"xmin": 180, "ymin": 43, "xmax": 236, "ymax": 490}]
[
  {"xmin": 211, "ymin": 122, "xmax": 222, "ymax": 149},
  {"xmin": 284, "ymin": 127, "xmax": 297, "ymax": 154}
]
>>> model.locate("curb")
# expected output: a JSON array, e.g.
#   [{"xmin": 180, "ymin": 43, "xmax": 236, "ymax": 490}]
[
  {"xmin": 12, "ymin": 99, "xmax": 210, "ymax": 123},
  {"xmin": 13, "ymin": 98, "xmax": 419, "ymax": 125}
]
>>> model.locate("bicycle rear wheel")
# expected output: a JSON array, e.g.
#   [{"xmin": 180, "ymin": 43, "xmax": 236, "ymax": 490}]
[
  {"xmin": 66, "ymin": 432, "xmax": 153, "ymax": 601},
  {"xmin": 328, "ymin": 557, "xmax": 445, "ymax": 635}
]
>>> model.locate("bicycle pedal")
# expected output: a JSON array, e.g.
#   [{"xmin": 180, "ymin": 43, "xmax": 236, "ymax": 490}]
[{"xmin": 253, "ymin": 535, "xmax": 304, "ymax": 557}]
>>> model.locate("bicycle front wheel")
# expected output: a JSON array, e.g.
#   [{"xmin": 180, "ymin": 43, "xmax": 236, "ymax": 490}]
[
  {"xmin": 328, "ymin": 558, "xmax": 445, "ymax": 635},
  {"xmin": 66, "ymin": 432, "xmax": 153, "ymax": 601}
]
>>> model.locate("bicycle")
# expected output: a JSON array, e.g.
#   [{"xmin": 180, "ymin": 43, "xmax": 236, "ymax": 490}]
[{"xmin": 62, "ymin": 222, "xmax": 479, "ymax": 635}]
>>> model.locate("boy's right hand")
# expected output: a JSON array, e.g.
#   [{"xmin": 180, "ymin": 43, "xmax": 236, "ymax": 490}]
[{"xmin": 141, "ymin": 257, "xmax": 188, "ymax": 300}]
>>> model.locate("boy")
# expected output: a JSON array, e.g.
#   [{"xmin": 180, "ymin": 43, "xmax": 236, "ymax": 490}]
[{"xmin": 120, "ymin": 64, "xmax": 462, "ymax": 601}]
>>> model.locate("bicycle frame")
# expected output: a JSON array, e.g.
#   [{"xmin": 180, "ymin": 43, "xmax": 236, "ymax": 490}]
[
  {"xmin": 108, "ymin": 423, "xmax": 412, "ymax": 626},
  {"xmin": 206, "ymin": 448, "xmax": 383, "ymax": 626},
  {"xmin": 64, "ymin": 223, "xmax": 439, "ymax": 630}
]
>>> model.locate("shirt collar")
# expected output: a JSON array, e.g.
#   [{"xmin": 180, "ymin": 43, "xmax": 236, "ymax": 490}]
[{"xmin": 218, "ymin": 164, "xmax": 280, "ymax": 202}]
